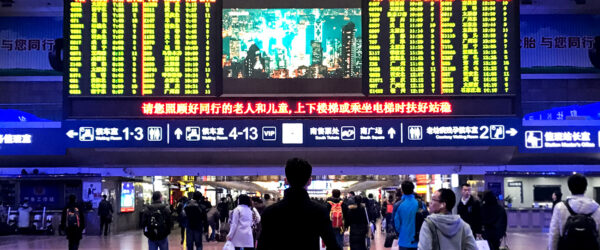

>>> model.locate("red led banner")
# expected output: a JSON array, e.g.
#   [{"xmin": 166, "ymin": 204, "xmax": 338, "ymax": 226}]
[{"xmin": 141, "ymin": 100, "xmax": 453, "ymax": 116}]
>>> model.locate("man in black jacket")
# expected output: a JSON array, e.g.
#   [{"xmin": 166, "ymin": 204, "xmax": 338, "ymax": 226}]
[
  {"xmin": 457, "ymin": 183, "xmax": 482, "ymax": 238},
  {"xmin": 98, "ymin": 195, "xmax": 113, "ymax": 236},
  {"xmin": 257, "ymin": 158, "xmax": 341, "ymax": 250},
  {"xmin": 184, "ymin": 191, "xmax": 209, "ymax": 250}
]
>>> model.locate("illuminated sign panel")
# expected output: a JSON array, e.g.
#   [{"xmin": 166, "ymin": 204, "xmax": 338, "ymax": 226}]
[
  {"xmin": 363, "ymin": 0, "xmax": 518, "ymax": 96},
  {"xmin": 65, "ymin": 0, "xmax": 222, "ymax": 97},
  {"xmin": 140, "ymin": 100, "xmax": 453, "ymax": 116},
  {"xmin": 120, "ymin": 182, "xmax": 135, "ymax": 213},
  {"xmin": 521, "ymin": 126, "xmax": 600, "ymax": 153},
  {"xmin": 0, "ymin": 125, "xmax": 65, "ymax": 155},
  {"xmin": 64, "ymin": 0, "xmax": 518, "ymax": 118},
  {"xmin": 62, "ymin": 118, "xmax": 522, "ymax": 148}
]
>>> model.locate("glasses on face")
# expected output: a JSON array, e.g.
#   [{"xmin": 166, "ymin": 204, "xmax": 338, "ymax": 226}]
[{"xmin": 431, "ymin": 197, "xmax": 442, "ymax": 203}]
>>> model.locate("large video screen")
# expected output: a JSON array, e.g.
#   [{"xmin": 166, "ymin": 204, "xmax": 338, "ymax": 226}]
[
  {"xmin": 221, "ymin": 0, "xmax": 363, "ymax": 96},
  {"xmin": 223, "ymin": 9, "xmax": 362, "ymax": 79}
]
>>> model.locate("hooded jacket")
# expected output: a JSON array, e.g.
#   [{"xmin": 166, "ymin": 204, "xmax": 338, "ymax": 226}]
[
  {"xmin": 417, "ymin": 214, "xmax": 477, "ymax": 250},
  {"xmin": 548, "ymin": 195, "xmax": 600, "ymax": 250}
]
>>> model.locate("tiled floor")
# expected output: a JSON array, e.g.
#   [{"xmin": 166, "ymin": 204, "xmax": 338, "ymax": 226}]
[{"xmin": 0, "ymin": 229, "xmax": 547, "ymax": 250}]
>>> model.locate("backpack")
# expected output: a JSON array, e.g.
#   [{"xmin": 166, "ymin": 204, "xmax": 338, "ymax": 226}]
[
  {"xmin": 184, "ymin": 200, "xmax": 207, "ymax": 231},
  {"xmin": 66, "ymin": 207, "xmax": 80, "ymax": 230},
  {"xmin": 386, "ymin": 203, "xmax": 394, "ymax": 214},
  {"xmin": 329, "ymin": 200, "xmax": 344, "ymax": 228},
  {"xmin": 143, "ymin": 206, "xmax": 169, "ymax": 241},
  {"xmin": 395, "ymin": 199, "xmax": 429, "ymax": 244},
  {"xmin": 367, "ymin": 199, "xmax": 380, "ymax": 221},
  {"xmin": 413, "ymin": 200, "xmax": 429, "ymax": 244},
  {"xmin": 558, "ymin": 200, "xmax": 600, "ymax": 250}
]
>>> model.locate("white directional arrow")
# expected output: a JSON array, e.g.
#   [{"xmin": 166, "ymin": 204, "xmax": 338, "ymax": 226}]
[
  {"xmin": 174, "ymin": 128, "xmax": 183, "ymax": 140},
  {"xmin": 507, "ymin": 128, "xmax": 518, "ymax": 137},
  {"xmin": 66, "ymin": 130, "xmax": 77, "ymax": 139},
  {"xmin": 388, "ymin": 127, "xmax": 396, "ymax": 139}
]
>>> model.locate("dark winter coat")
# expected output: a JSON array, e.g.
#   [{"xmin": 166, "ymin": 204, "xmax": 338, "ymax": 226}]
[
  {"xmin": 346, "ymin": 204, "xmax": 369, "ymax": 250},
  {"xmin": 481, "ymin": 202, "xmax": 507, "ymax": 250},
  {"xmin": 257, "ymin": 187, "xmax": 341, "ymax": 250},
  {"xmin": 98, "ymin": 199, "xmax": 113, "ymax": 218},
  {"xmin": 184, "ymin": 199, "xmax": 208, "ymax": 232},
  {"xmin": 457, "ymin": 196, "xmax": 482, "ymax": 235}
]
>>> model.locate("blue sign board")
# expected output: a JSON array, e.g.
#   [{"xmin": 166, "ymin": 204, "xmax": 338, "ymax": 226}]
[
  {"xmin": 520, "ymin": 125, "xmax": 600, "ymax": 153},
  {"xmin": 3, "ymin": 118, "xmax": 600, "ymax": 154},
  {"xmin": 62, "ymin": 118, "xmax": 522, "ymax": 148},
  {"xmin": 0, "ymin": 122, "xmax": 65, "ymax": 155},
  {"xmin": 20, "ymin": 180, "xmax": 64, "ymax": 210}
]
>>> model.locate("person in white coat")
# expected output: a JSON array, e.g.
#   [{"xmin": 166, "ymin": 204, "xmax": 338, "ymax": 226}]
[
  {"xmin": 228, "ymin": 194, "xmax": 261, "ymax": 250},
  {"xmin": 548, "ymin": 174, "xmax": 600, "ymax": 250}
]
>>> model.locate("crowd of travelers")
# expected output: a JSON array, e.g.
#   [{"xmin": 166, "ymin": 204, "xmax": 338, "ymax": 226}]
[{"xmin": 1, "ymin": 160, "xmax": 599, "ymax": 250}]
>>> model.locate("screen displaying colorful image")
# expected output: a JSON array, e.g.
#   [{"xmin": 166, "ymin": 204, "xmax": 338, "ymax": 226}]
[
  {"xmin": 223, "ymin": 8, "xmax": 362, "ymax": 79},
  {"xmin": 120, "ymin": 182, "xmax": 135, "ymax": 213}
]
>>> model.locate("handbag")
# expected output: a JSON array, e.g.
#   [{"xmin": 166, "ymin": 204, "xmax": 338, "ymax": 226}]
[
  {"xmin": 223, "ymin": 241, "xmax": 235, "ymax": 250},
  {"xmin": 384, "ymin": 232, "xmax": 396, "ymax": 247},
  {"xmin": 475, "ymin": 240, "xmax": 491, "ymax": 250},
  {"xmin": 499, "ymin": 236, "xmax": 510, "ymax": 250},
  {"xmin": 390, "ymin": 239, "xmax": 399, "ymax": 250}
]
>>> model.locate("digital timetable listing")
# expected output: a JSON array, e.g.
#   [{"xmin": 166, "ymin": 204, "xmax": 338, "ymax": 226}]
[
  {"xmin": 66, "ymin": 0, "xmax": 222, "ymax": 97},
  {"xmin": 65, "ymin": 0, "xmax": 518, "ymax": 98},
  {"xmin": 363, "ymin": 0, "xmax": 518, "ymax": 96}
]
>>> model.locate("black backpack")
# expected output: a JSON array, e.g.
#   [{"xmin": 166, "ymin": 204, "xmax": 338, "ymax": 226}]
[
  {"xmin": 66, "ymin": 207, "xmax": 80, "ymax": 231},
  {"xmin": 184, "ymin": 200, "xmax": 207, "ymax": 231},
  {"xmin": 413, "ymin": 200, "xmax": 429, "ymax": 244},
  {"xmin": 143, "ymin": 206, "xmax": 169, "ymax": 241},
  {"xmin": 558, "ymin": 200, "xmax": 600, "ymax": 250},
  {"xmin": 368, "ymin": 199, "xmax": 380, "ymax": 221}
]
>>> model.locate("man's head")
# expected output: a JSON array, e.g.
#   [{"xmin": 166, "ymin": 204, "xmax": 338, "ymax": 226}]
[
  {"xmin": 152, "ymin": 191, "xmax": 162, "ymax": 202},
  {"xmin": 238, "ymin": 194, "xmax": 251, "ymax": 206},
  {"xmin": 284, "ymin": 157, "xmax": 312, "ymax": 188},
  {"xmin": 102, "ymin": 194, "xmax": 107, "ymax": 200},
  {"xmin": 461, "ymin": 183, "xmax": 471, "ymax": 199},
  {"xmin": 264, "ymin": 194, "xmax": 271, "ymax": 201},
  {"xmin": 552, "ymin": 190, "xmax": 562, "ymax": 201},
  {"xmin": 68, "ymin": 194, "xmax": 77, "ymax": 205},
  {"xmin": 401, "ymin": 180, "xmax": 414, "ymax": 195},
  {"xmin": 368, "ymin": 193, "xmax": 374, "ymax": 199},
  {"xmin": 332, "ymin": 189, "xmax": 341, "ymax": 198},
  {"xmin": 568, "ymin": 173, "xmax": 588, "ymax": 195},
  {"xmin": 193, "ymin": 191, "xmax": 203, "ymax": 201},
  {"xmin": 429, "ymin": 188, "xmax": 456, "ymax": 214},
  {"xmin": 349, "ymin": 191, "xmax": 355, "ymax": 197}
]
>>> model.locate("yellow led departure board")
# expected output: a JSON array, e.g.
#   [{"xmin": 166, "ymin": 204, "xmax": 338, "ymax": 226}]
[
  {"xmin": 65, "ymin": 0, "xmax": 221, "ymax": 97},
  {"xmin": 363, "ymin": 0, "xmax": 518, "ymax": 96}
]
